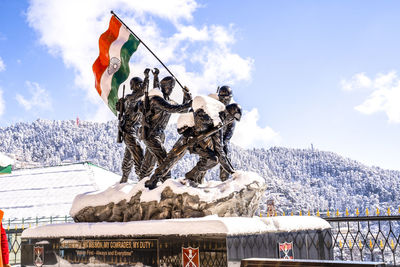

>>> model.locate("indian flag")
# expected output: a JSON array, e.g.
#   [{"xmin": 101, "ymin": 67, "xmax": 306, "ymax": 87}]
[{"xmin": 92, "ymin": 15, "xmax": 140, "ymax": 115}]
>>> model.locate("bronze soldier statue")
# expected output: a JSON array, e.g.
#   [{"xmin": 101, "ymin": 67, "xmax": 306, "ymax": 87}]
[
  {"xmin": 216, "ymin": 85, "xmax": 237, "ymax": 181},
  {"xmin": 141, "ymin": 68, "xmax": 192, "ymax": 187},
  {"xmin": 145, "ymin": 101, "xmax": 242, "ymax": 190},
  {"xmin": 116, "ymin": 69, "xmax": 150, "ymax": 183},
  {"xmin": 185, "ymin": 102, "xmax": 242, "ymax": 185}
]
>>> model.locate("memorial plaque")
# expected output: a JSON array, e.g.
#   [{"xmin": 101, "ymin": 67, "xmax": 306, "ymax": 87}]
[{"xmin": 59, "ymin": 238, "xmax": 158, "ymax": 266}]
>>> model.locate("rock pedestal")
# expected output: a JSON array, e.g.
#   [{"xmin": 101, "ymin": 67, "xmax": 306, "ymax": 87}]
[{"xmin": 70, "ymin": 170, "xmax": 266, "ymax": 222}]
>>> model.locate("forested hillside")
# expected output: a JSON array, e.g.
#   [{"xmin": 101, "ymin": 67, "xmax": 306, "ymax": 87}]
[{"xmin": 1, "ymin": 119, "xmax": 399, "ymax": 213}]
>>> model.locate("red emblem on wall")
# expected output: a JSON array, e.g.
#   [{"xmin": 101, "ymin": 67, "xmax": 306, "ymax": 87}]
[
  {"xmin": 182, "ymin": 246, "xmax": 200, "ymax": 267},
  {"xmin": 34, "ymin": 245, "xmax": 44, "ymax": 267},
  {"xmin": 278, "ymin": 241, "xmax": 294, "ymax": 259}
]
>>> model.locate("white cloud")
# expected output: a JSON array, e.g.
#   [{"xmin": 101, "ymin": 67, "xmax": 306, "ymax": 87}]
[
  {"xmin": 341, "ymin": 71, "xmax": 400, "ymax": 123},
  {"xmin": 26, "ymin": 0, "xmax": 253, "ymax": 114},
  {"xmin": 340, "ymin": 73, "xmax": 371, "ymax": 91},
  {"xmin": 0, "ymin": 88, "xmax": 5, "ymax": 117},
  {"xmin": 16, "ymin": 81, "xmax": 52, "ymax": 111},
  {"xmin": 26, "ymin": 0, "xmax": 280, "ymax": 149},
  {"xmin": 0, "ymin": 57, "xmax": 5, "ymax": 72},
  {"xmin": 231, "ymin": 108, "xmax": 281, "ymax": 149}
]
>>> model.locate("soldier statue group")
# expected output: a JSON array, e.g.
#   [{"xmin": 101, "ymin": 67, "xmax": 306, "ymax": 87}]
[{"xmin": 117, "ymin": 68, "xmax": 242, "ymax": 190}]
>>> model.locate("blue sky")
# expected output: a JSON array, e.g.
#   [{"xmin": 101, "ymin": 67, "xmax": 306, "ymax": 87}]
[{"xmin": 0, "ymin": 0, "xmax": 399, "ymax": 170}]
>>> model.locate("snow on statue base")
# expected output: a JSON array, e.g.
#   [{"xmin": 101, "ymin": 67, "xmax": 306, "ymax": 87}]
[{"xmin": 70, "ymin": 171, "xmax": 266, "ymax": 222}]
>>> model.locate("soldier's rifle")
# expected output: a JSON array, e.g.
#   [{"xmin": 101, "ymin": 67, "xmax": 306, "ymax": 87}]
[
  {"xmin": 116, "ymin": 85, "xmax": 125, "ymax": 143},
  {"xmin": 142, "ymin": 78, "xmax": 151, "ymax": 140},
  {"xmin": 186, "ymin": 117, "xmax": 235, "ymax": 173}
]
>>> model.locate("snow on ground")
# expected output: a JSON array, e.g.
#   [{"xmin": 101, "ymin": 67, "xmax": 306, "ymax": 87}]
[
  {"xmin": 0, "ymin": 162, "xmax": 120, "ymax": 219},
  {"xmin": 22, "ymin": 215, "xmax": 331, "ymax": 239},
  {"xmin": 0, "ymin": 152, "xmax": 14, "ymax": 166},
  {"xmin": 70, "ymin": 170, "xmax": 264, "ymax": 217}
]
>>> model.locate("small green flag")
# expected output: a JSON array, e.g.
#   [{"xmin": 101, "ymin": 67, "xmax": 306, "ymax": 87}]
[{"xmin": 0, "ymin": 165, "xmax": 11, "ymax": 174}]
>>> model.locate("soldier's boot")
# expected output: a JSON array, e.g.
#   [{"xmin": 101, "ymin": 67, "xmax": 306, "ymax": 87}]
[
  {"xmin": 219, "ymin": 166, "xmax": 230, "ymax": 182},
  {"xmin": 145, "ymin": 175, "xmax": 160, "ymax": 190},
  {"xmin": 120, "ymin": 175, "xmax": 128, "ymax": 184},
  {"xmin": 184, "ymin": 167, "xmax": 203, "ymax": 187}
]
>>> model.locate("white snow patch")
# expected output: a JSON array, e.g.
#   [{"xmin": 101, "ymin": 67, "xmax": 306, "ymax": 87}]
[
  {"xmin": 0, "ymin": 163, "xmax": 120, "ymax": 219},
  {"xmin": 148, "ymin": 88, "xmax": 163, "ymax": 98},
  {"xmin": 177, "ymin": 112, "xmax": 195, "ymax": 130},
  {"xmin": 0, "ymin": 153, "xmax": 14, "ymax": 166},
  {"xmin": 192, "ymin": 95, "xmax": 225, "ymax": 126},
  {"xmin": 22, "ymin": 216, "xmax": 330, "ymax": 239},
  {"xmin": 70, "ymin": 171, "xmax": 263, "ymax": 217},
  {"xmin": 261, "ymin": 216, "xmax": 331, "ymax": 232},
  {"xmin": 208, "ymin": 93, "xmax": 219, "ymax": 101}
]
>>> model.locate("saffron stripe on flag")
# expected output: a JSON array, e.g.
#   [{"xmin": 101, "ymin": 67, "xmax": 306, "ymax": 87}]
[
  {"xmin": 92, "ymin": 16, "xmax": 122, "ymax": 96},
  {"xmin": 99, "ymin": 25, "xmax": 131, "ymax": 107},
  {"xmin": 108, "ymin": 34, "xmax": 140, "ymax": 114}
]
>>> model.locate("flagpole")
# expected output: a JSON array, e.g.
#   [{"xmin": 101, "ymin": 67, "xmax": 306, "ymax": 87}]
[{"xmin": 111, "ymin": 11, "xmax": 185, "ymax": 90}]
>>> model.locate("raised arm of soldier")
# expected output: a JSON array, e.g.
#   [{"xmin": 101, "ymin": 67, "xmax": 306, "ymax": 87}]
[
  {"xmin": 152, "ymin": 68, "xmax": 160, "ymax": 89},
  {"xmin": 142, "ymin": 68, "xmax": 150, "ymax": 92},
  {"xmin": 182, "ymin": 86, "xmax": 192, "ymax": 105},
  {"xmin": 150, "ymin": 82, "xmax": 192, "ymax": 113}
]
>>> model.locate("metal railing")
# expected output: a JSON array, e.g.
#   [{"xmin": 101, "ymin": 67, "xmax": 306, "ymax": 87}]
[
  {"xmin": 5, "ymin": 214, "xmax": 400, "ymax": 266},
  {"xmin": 3, "ymin": 216, "xmax": 73, "ymax": 265},
  {"xmin": 326, "ymin": 216, "xmax": 400, "ymax": 266}
]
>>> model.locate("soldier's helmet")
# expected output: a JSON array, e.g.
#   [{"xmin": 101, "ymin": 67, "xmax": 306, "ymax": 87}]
[
  {"xmin": 160, "ymin": 76, "xmax": 176, "ymax": 96},
  {"xmin": 130, "ymin": 77, "xmax": 143, "ymax": 91},
  {"xmin": 218, "ymin": 85, "xmax": 233, "ymax": 105},
  {"xmin": 226, "ymin": 103, "xmax": 242, "ymax": 121}
]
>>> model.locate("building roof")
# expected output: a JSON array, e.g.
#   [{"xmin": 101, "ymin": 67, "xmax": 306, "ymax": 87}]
[
  {"xmin": 0, "ymin": 162, "xmax": 121, "ymax": 220},
  {"xmin": 0, "ymin": 152, "xmax": 14, "ymax": 167}
]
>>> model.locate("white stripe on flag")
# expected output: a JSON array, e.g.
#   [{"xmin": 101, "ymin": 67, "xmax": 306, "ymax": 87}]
[{"xmin": 100, "ymin": 26, "xmax": 131, "ymax": 103}]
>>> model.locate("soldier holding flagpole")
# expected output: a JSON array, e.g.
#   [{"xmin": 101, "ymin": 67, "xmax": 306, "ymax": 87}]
[{"xmin": 92, "ymin": 11, "xmax": 192, "ymax": 183}]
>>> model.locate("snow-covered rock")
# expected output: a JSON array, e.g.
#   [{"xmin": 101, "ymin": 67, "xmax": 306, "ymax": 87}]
[{"xmin": 71, "ymin": 171, "xmax": 266, "ymax": 222}]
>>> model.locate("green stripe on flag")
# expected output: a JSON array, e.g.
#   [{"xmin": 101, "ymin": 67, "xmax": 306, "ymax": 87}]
[
  {"xmin": 0, "ymin": 165, "xmax": 11, "ymax": 174},
  {"xmin": 108, "ymin": 34, "xmax": 140, "ymax": 115}
]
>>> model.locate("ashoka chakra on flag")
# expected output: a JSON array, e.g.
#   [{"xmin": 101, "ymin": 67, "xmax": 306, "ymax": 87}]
[{"xmin": 92, "ymin": 15, "xmax": 140, "ymax": 115}]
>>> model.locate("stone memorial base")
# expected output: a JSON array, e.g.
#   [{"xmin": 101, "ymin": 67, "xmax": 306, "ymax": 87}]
[
  {"xmin": 21, "ymin": 216, "xmax": 333, "ymax": 267},
  {"xmin": 70, "ymin": 171, "xmax": 267, "ymax": 222}
]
